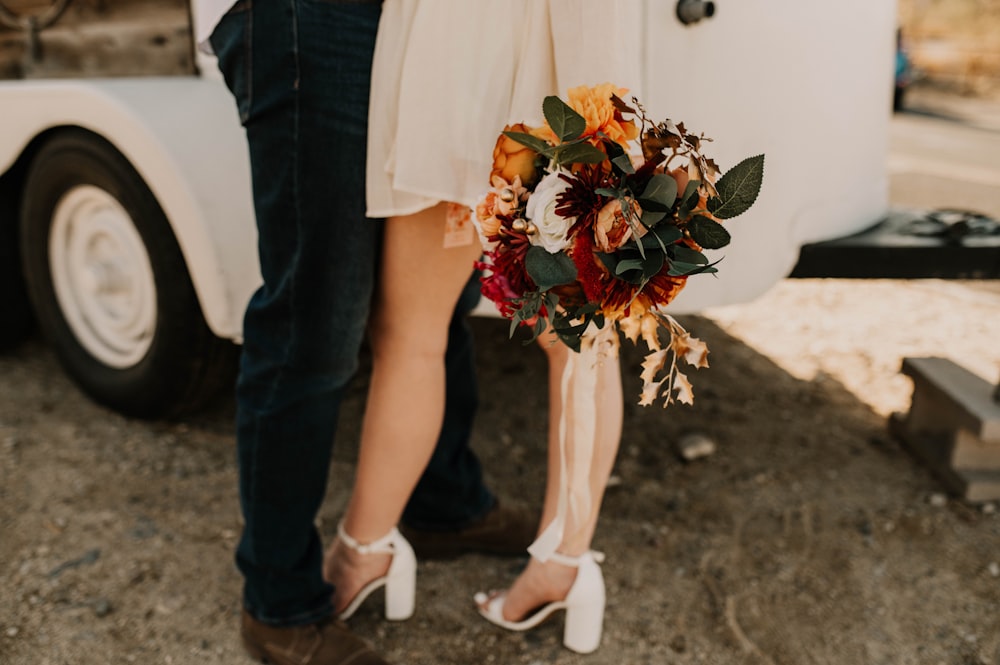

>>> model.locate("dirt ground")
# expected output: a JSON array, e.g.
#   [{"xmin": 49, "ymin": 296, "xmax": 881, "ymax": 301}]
[
  {"xmin": 2, "ymin": 276, "xmax": 1000, "ymax": 665},
  {"xmin": 3, "ymin": 95, "xmax": 1000, "ymax": 664}
]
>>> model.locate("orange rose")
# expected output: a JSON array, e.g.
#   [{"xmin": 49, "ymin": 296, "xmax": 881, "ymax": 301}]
[
  {"xmin": 594, "ymin": 198, "xmax": 642, "ymax": 252},
  {"xmin": 670, "ymin": 165, "xmax": 711, "ymax": 210},
  {"xmin": 491, "ymin": 123, "xmax": 541, "ymax": 187},
  {"xmin": 668, "ymin": 167, "xmax": 689, "ymax": 199}
]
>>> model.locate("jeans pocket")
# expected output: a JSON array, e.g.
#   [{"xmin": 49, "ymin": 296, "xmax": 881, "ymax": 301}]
[{"xmin": 209, "ymin": 1, "xmax": 253, "ymax": 124}]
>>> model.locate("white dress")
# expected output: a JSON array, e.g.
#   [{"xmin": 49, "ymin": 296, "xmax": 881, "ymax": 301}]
[{"xmin": 366, "ymin": 0, "xmax": 642, "ymax": 218}]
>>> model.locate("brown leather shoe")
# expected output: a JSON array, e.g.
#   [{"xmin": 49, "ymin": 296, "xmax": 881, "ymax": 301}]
[
  {"xmin": 399, "ymin": 500, "xmax": 539, "ymax": 559},
  {"xmin": 241, "ymin": 610, "xmax": 390, "ymax": 665}
]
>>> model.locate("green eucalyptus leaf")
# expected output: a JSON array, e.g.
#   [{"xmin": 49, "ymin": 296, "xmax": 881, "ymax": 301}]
[
  {"xmin": 670, "ymin": 245, "xmax": 709, "ymax": 265},
  {"xmin": 509, "ymin": 315, "xmax": 521, "ymax": 338},
  {"xmin": 596, "ymin": 252, "xmax": 619, "ymax": 273},
  {"xmin": 543, "ymin": 95, "xmax": 587, "ymax": 141},
  {"xmin": 602, "ymin": 139, "xmax": 635, "ymax": 174},
  {"xmin": 641, "ymin": 209, "xmax": 667, "ymax": 226},
  {"xmin": 642, "ymin": 251, "xmax": 665, "ymax": 277},
  {"xmin": 554, "ymin": 141, "xmax": 608, "ymax": 166},
  {"xmin": 615, "ymin": 258, "xmax": 644, "ymax": 274},
  {"xmin": 531, "ymin": 316, "xmax": 548, "ymax": 342},
  {"xmin": 677, "ymin": 179, "xmax": 701, "ymax": 217},
  {"xmin": 638, "ymin": 174, "xmax": 678, "ymax": 212},
  {"xmin": 667, "ymin": 261, "xmax": 702, "ymax": 276},
  {"xmin": 525, "ymin": 245, "xmax": 578, "ymax": 290},
  {"xmin": 612, "ymin": 153, "xmax": 635, "ymax": 174},
  {"xmin": 670, "ymin": 263, "xmax": 719, "ymax": 277},
  {"xmin": 502, "ymin": 130, "xmax": 550, "ymax": 155},
  {"xmin": 556, "ymin": 331, "xmax": 583, "ymax": 352},
  {"xmin": 572, "ymin": 302, "xmax": 601, "ymax": 318},
  {"xmin": 595, "ymin": 187, "xmax": 623, "ymax": 198},
  {"xmin": 641, "ymin": 224, "xmax": 683, "ymax": 250},
  {"xmin": 707, "ymin": 154, "xmax": 765, "ymax": 219}
]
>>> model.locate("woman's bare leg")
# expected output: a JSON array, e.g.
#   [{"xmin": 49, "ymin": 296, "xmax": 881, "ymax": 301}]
[
  {"xmin": 324, "ymin": 203, "xmax": 481, "ymax": 613},
  {"xmin": 487, "ymin": 330, "xmax": 624, "ymax": 621}
]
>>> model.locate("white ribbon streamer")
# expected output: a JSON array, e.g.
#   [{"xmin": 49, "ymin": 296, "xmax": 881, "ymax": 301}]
[{"xmin": 528, "ymin": 326, "xmax": 616, "ymax": 562}]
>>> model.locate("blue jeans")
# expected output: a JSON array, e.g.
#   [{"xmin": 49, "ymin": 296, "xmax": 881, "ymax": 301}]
[{"xmin": 210, "ymin": 0, "xmax": 493, "ymax": 626}]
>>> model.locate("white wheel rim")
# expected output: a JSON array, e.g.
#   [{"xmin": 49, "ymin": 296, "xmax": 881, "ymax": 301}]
[{"xmin": 49, "ymin": 185, "xmax": 157, "ymax": 368}]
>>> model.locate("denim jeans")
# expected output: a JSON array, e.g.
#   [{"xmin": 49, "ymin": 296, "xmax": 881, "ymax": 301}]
[{"xmin": 211, "ymin": 0, "xmax": 493, "ymax": 626}]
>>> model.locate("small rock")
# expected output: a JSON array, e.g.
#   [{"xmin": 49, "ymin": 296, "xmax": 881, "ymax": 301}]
[
  {"xmin": 93, "ymin": 598, "xmax": 112, "ymax": 618},
  {"xmin": 981, "ymin": 502, "xmax": 996, "ymax": 515},
  {"xmin": 6, "ymin": 627, "xmax": 18, "ymax": 637},
  {"xmin": 676, "ymin": 433, "xmax": 716, "ymax": 461},
  {"xmin": 669, "ymin": 634, "xmax": 687, "ymax": 653},
  {"xmin": 988, "ymin": 562, "xmax": 999, "ymax": 578},
  {"xmin": 928, "ymin": 493, "xmax": 948, "ymax": 508},
  {"xmin": 128, "ymin": 517, "xmax": 158, "ymax": 541}
]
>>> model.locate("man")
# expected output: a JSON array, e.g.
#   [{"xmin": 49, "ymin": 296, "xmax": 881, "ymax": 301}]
[{"xmin": 197, "ymin": 1, "xmax": 534, "ymax": 663}]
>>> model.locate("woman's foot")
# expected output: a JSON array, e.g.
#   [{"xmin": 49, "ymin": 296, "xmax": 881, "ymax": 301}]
[
  {"xmin": 475, "ymin": 551, "xmax": 606, "ymax": 653},
  {"xmin": 323, "ymin": 535, "xmax": 393, "ymax": 617},
  {"xmin": 477, "ymin": 556, "xmax": 578, "ymax": 621},
  {"xmin": 322, "ymin": 523, "xmax": 416, "ymax": 620}
]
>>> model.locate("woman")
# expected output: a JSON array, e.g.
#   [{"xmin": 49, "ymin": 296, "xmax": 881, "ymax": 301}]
[{"xmin": 322, "ymin": 0, "xmax": 640, "ymax": 653}]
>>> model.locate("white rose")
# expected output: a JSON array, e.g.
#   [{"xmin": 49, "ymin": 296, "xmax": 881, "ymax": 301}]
[{"xmin": 525, "ymin": 171, "xmax": 576, "ymax": 253}]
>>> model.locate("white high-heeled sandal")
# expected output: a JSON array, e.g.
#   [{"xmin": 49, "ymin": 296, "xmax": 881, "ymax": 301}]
[
  {"xmin": 334, "ymin": 521, "xmax": 417, "ymax": 622},
  {"xmin": 474, "ymin": 551, "xmax": 606, "ymax": 654}
]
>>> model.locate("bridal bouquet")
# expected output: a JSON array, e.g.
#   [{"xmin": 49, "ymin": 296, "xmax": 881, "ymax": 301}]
[{"xmin": 475, "ymin": 84, "xmax": 764, "ymax": 407}]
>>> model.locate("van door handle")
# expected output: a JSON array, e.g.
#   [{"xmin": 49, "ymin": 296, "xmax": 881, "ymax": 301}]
[{"xmin": 676, "ymin": 0, "xmax": 716, "ymax": 25}]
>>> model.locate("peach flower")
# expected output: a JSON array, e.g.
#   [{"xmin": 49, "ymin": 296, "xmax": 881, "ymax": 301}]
[
  {"xmin": 537, "ymin": 84, "xmax": 639, "ymax": 147},
  {"xmin": 594, "ymin": 198, "xmax": 642, "ymax": 252},
  {"xmin": 491, "ymin": 123, "xmax": 542, "ymax": 187}
]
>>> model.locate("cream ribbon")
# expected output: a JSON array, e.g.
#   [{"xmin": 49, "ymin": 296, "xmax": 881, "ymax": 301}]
[{"xmin": 528, "ymin": 325, "xmax": 618, "ymax": 562}]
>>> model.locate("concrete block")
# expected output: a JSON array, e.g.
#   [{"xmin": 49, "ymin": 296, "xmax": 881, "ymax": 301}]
[
  {"xmin": 890, "ymin": 415, "xmax": 1000, "ymax": 502},
  {"xmin": 892, "ymin": 357, "xmax": 1000, "ymax": 502},
  {"xmin": 899, "ymin": 357, "xmax": 1000, "ymax": 442}
]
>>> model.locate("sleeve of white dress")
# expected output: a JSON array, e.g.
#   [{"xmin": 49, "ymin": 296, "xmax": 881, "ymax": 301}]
[{"xmin": 547, "ymin": 0, "xmax": 644, "ymax": 98}]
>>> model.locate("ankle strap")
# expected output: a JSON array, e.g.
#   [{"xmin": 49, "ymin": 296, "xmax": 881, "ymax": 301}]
[
  {"xmin": 337, "ymin": 521, "xmax": 399, "ymax": 555},
  {"xmin": 544, "ymin": 550, "xmax": 606, "ymax": 567}
]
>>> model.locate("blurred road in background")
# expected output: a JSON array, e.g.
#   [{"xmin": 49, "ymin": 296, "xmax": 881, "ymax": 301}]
[{"xmin": 889, "ymin": 85, "xmax": 1000, "ymax": 219}]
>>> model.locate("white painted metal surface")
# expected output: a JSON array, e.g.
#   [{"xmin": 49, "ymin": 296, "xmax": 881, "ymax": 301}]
[
  {"xmin": 0, "ymin": 0, "xmax": 896, "ymax": 338},
  {"xmin": 641, "ymin": 0, "xmax": 895, "ymax": 312},
  {"xmin": 0, "ymin": 77, "xmax": 258, "ymax": 340}
]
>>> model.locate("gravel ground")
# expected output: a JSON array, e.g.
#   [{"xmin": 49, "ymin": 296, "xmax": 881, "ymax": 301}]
[
  {"xmin": 2, "ymin": 276, "xmax": 1000, "ymax": 665},
  {"xmin": 2, "ymin": 86, "xmax": 1000, "ymax": 665}
]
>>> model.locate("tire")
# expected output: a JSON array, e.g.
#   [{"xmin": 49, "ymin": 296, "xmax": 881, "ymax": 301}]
[
  {"xmin": 19, "ymin": 130, "xmax": 238, "ymax": 419},
  {"xmin": 0, "ymin": 173, "xmax": 34, "ymax": 351}
]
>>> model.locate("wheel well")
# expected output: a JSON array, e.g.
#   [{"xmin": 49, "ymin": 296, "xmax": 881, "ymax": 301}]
[
  {"xmin": 2, "ymin": 126, "xmax": 141, "ymax": 237},
  {"xmin": 7, "ymin": 125, "xmax": 215, "ymax": 322},
  {"xmin": 14, "ymin": 126, "xmax": 240, "ymax": 415}
]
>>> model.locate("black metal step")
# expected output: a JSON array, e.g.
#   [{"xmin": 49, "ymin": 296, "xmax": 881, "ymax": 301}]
[{"xmin": 790, "ymin": 208, "xmax": 1000, "ymax": 279}]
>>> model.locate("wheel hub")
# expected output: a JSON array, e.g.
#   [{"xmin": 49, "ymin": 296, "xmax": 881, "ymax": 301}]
[{"xmin": 49, "ymin": 185, "xmax": 157, "ymax": 368}]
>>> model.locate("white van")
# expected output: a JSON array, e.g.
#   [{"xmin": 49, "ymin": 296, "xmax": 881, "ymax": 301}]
[{"xmin": 0, "ymin": 0, "xmax": 895, "ymax": 417}]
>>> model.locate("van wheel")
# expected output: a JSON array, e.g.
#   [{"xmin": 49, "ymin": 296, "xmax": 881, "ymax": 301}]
[{"xmin": 19, "ymin": 130, "xmax": 238, "ymax": 418}]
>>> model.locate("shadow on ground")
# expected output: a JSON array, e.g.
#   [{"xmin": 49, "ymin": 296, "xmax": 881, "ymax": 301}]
[{"xmin": 1, "ymin": 315, "xmax": 998, "ymax": 665}]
